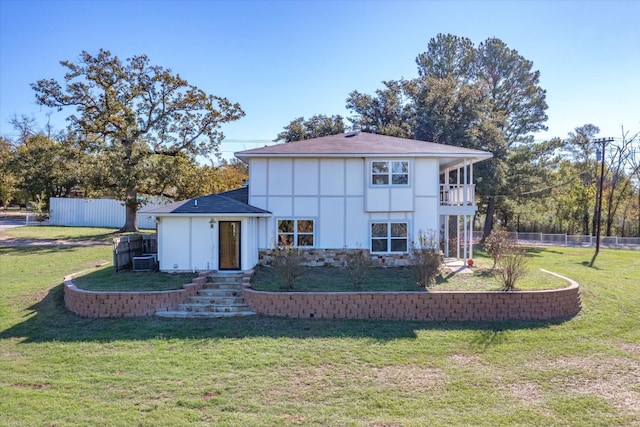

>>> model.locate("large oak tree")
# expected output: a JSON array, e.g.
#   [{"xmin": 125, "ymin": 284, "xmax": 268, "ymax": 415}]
[{"xmin": 32, "ymin": 49, "xmax": 245, "ymax": 231}]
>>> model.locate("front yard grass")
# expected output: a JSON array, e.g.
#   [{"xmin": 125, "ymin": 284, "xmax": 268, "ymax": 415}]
[
  {"xmin": 251, "ymin": 247, "xmax": 569, "ymax": 292},
  {"xmin": 251, "ymin": 264, "xmax": 569, "ymax": 292},
  {"xmin": 1, "ymin": 227, "xmax": 639, "ymax": 426},
  {"xmin": 71, "ymin": 266, "xmax": 197, "ymax": 292},
  {"xmin": 2, "ymin": 225, "xmax": 151, "ymax": 242}
]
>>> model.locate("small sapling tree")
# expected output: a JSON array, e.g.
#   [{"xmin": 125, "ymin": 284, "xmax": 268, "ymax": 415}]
[
  {"xmin": 346, "ymin": 246, "xmax": 372, "ymax": 290},
  {"xmin": 409, "ymin": 230, "xmax": 442, "ymax": 288},
  {"xmin": 273, "ymin": 242, "xmax": 304, "ymax": 291},
  {"xmin": 496, "ymin": 245, "xmax": 528, "ymax": 291},
  {"xmin": 484, "ymin": 226, "xmax": 511, "ymax": 268}
]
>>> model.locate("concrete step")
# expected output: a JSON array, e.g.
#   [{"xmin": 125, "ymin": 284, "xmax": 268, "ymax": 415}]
[
  {"xmin": 203, "ymin": 282, "xmax": 243, "ymax": 290},
  {"xmin": 178, "ymin": 302, "xmax": 252, "ymax": 313},
  {"xmin": 198, "ymin": 288, "xmax": 242, "ymax": 297},
  {"xmin": 190, "ymin": 295, "xmax": 246, "ymax": 304},
  {"xmin": 155, "ymin": 271, "xmax": 252, "ymax": 318},
  {"xmin": 156, "ymin": 310, "xmax": 256, "ymax": 318},
  {"xmin": 208, "ymin": 273, "xmax": 244, "ymax": 283}
]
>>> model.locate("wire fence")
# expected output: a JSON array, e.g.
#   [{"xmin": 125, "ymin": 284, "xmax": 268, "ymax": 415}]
[{"xmin": 473, "ymin": 231, "xmax": 640, "ymax": 249}]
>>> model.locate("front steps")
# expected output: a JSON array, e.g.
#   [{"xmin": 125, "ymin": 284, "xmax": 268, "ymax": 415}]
[{"xmin": 156, "ymin": 272, "xmax": 255, "ymax": 318}]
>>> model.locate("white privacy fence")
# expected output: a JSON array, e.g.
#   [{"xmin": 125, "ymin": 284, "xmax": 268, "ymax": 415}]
[{"xmin": 49, "ymin": 197, "xmax": 171, "ymax": 229}]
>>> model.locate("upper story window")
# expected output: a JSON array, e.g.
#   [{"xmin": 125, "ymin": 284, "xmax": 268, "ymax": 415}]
[
  {"xmin": 371, "ymin": 160, "xmax": 409, "ymax": 186},
  {"xmin": 278, "ymin": 219, "xmax": 314, "ymax": 247}
]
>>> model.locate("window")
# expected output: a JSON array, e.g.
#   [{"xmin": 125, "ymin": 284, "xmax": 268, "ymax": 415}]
[
  {"xmin": 371, "ymin": 222, "xmax": 408, "ymax": 253},
  {"xmin": 371, "ymin": 161, "xmax": 409, "ymax": 186},
  {"xmin": 278, "ymin": 219, "xmax": 314, "ymax": 247}
]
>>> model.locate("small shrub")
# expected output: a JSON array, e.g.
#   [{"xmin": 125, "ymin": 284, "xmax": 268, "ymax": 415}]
[
  {"xmin": 496, "ymin": 244, "xmax": 528, "ymax": 291},
  {"xmin": 484, "ymin": 226, "xmax": 511, "ymax": 268},
  {"xmin": 346, "ymin": 247, "xmax": 372, "ymax": 290},
  {"xmin": 32, "ymin": 193, "xmax": 49, "ymax": 223},
  {"xmin": 410, "ymin": 230, "xmax": 442, "ymax": 288},
  {"xmin": 273, "ymin": 244, "xmax": 304, "ymax": 291}
]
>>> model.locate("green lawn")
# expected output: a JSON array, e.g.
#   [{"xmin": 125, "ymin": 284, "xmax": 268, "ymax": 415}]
[
  {"xmin": 3, "ymin": 225, "xmax": 154, "ymax": 243},
  {"xmin": 251, "ymin": 248, "xmax": 569, "ymax": 292},
  {"xmin": 3, "ymin": 225, "xmax": 122, "ymax": 242},
  {"xmin": 71, "ymin": 267, "xmax": 197, "ymax": 292},
  {"xmin": 1, "ymin": 228, "xmax": 639, "ymax": 426}
]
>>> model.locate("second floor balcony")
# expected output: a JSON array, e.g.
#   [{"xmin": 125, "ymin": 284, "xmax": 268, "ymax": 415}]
[{"xmin": 440, "ymin": 184, "xmax": 475, "ymax": 207}]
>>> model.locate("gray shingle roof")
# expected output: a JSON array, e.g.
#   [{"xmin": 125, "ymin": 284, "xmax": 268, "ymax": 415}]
[
  {"xmin": 235, "ymin": 132, "xmax": 493, "ymax": 159},
  {"xmin": 141, "ymin": 187, "xmax": 270, "ymax": 215}
]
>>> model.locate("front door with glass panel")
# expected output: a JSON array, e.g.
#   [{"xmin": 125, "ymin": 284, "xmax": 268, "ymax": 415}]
[{"xmin": 219, "ymin": 221, "xmax": 241, "ymax": 270}]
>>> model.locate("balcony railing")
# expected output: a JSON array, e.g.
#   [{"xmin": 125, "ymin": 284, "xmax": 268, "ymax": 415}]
[{"xmin": 440, "ymin": 184, "xmax": 475, "ymax": 206}]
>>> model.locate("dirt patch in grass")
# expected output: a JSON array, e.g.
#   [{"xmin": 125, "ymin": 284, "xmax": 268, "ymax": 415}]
[
  {"xmin": 619, "ymin": 343, "xmax": 640, "ymax": 357},
  {"xmin": 496, "ymin": 380, "xmax": 546, "ymax": 408},
  {"xmin": 528, "ymin": 356, "xmax": 640, "ymax": 412},
  {"xmin": 12, "ymin": 383, "xmax": 51, "ymax": 390},
  {"xmin": 447, "ymin": 353, "xmax": 480, "ymax": 367},
  {"xmin": 360, "ymin": 365, "xmax": 446, "ymax": 393}
]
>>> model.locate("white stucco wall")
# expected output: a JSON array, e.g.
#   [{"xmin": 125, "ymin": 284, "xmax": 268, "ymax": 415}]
[
  {"xmin": 248, "ymin": 156, "xmax": 441, "ymax": 250},
  {"xmin": 157, "ymin": 216, "xmax": 258, "ymax": 272}
]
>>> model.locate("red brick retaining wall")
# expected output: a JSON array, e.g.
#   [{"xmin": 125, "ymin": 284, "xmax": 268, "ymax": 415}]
[
  {"xmin": 64, "ymin": 273, "xmax": 208, "ymax": 317},
  {"xmin": 243, "ymin": 269, "xmax": 581, "ymax": 321}
]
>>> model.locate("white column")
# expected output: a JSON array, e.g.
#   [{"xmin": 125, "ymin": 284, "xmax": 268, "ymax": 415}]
[
  {"xmin": 469, "ymin": 215, "xmax": 474, "ymax": 262},
  {"xmin": 463, "ymin": 214, "xmax": 468, "ymax": 262},
  {"xmin": 463, "ymin": 159, "xmax": 468, "ymax": 205},
  {"xmin": 444, "ymin": 215, "xmax": 449, "ymax": 257},
  {"xmin": 456, "ymin": 215, "xmax": 460, "ymax": 259}
]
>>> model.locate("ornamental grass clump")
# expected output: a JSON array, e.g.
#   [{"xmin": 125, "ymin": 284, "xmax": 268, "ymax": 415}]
[{"xmin": 409, "ymin": 230, "xmax": 442, "ymax": 288}]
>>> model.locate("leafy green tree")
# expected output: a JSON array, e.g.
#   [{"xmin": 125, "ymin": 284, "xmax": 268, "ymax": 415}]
[
  {"xmin": 0, "ymin": 137, "xmax": 19, "ymax": 209},
  {"xmin": 10, "ymin": 133, "xmax": 84, "ymax": 207},
  {"xmin": 563, "ymin": 124, "xmax": 601, "ymax": 235},
  {"xmin": 275, "ymin": 114, "xmax": 345, "ymax": 142},
  {"xmin": 473, "ymin": 38, "xmax": 548, "ymax": 237},
  {"xmin": 346, "ymin": 81, "xmax": 414, "ymax": 137},
  {"xmin": 347, "ymin": 34, "xmax": 549, "ymax": 238},
  {"xmin": 32, "ymin": 49, "xmax": 245, "ymax": 231}
]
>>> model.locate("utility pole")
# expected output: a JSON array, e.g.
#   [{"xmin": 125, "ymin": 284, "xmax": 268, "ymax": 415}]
[{"xmin": 592, "ymin": 137, "xmax": 614, "ymax": 264}]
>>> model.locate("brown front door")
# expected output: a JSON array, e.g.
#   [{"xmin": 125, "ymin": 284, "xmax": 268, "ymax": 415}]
[{"xmin": 219, "ymin": 221, "xmax": 241, "ymax": 270}]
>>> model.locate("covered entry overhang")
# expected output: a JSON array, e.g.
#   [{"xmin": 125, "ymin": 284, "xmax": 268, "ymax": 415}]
[{"xmin": 141, "ymin": 188, "xmax": 271, "ymax": 272}]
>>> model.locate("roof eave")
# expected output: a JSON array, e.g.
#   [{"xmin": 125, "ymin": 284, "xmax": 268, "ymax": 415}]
[
  {"xmin": 235, "ymin": 152, "xmax": 493, "ymax": 160},
  {"xmin": 148, "ymin": 212, "xmax": 272, "ymax": 218}
]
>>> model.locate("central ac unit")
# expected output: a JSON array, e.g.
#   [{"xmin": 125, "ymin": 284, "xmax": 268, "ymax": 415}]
[{"xmin": 132, "ymin": 254, "xmax": 157, "ymax": 272}]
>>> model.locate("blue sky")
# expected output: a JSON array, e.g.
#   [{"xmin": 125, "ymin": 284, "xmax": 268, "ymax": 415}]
[{"xmin": 1, "ymin": 0, "xmax": 638, "ymax": 161}]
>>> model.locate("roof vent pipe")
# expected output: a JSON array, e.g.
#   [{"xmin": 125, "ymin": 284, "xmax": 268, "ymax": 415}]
[
  {"xmin": 194, "ymin": 199, "xmax": 198, "ymax": 207},
  {"xmin": 353, "ymin": 124, "xmax": 362, "ymax": 135}
]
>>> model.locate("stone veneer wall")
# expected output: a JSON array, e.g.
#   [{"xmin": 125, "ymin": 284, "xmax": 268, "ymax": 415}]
[
  {"xmin": 259, "ymin": 248, "xmax": 411, "ymax": 267},
  {"xmin": 64, "ymin": 273, "xmax": 209, "ymax": 317},
  {"xmin": 242, "ymin": 270, "xmax": 581, "ymax": 322}
]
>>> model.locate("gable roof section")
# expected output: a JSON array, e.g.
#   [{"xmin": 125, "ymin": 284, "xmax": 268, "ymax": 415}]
[
  {"xmin": 235, "ymin": 132, "xmax": 493, "ymax": 161},
  {"xmin": 141, "ymin": 187, "xmax": 270, "ymax": 216}
]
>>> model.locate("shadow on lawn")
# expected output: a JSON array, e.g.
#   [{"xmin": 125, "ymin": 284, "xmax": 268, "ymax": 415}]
[
  {"xmin": 0, "ymin": 245, "xmax": 82, "ymax": 256},
  {"xmin": 0, "ymin": 283, "xmax": 570, "ymax": 345}
]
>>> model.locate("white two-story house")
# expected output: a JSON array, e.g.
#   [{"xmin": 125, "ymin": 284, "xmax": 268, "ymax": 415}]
[{"xmin": 145, "ymin": 131, "xmax": 492, "ymax": 272}]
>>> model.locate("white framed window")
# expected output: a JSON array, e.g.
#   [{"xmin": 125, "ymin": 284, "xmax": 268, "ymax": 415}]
[
  {"xmin": 277, "ymin": 219, "xmax": 314, "ymax": 247},
  {"xmin": 371, "ymin": 222, "xmax": 408, "ymax": 253},
  {"xmin": 371, "ymin": 160, "xmax": 409, "ymax": 186}
]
